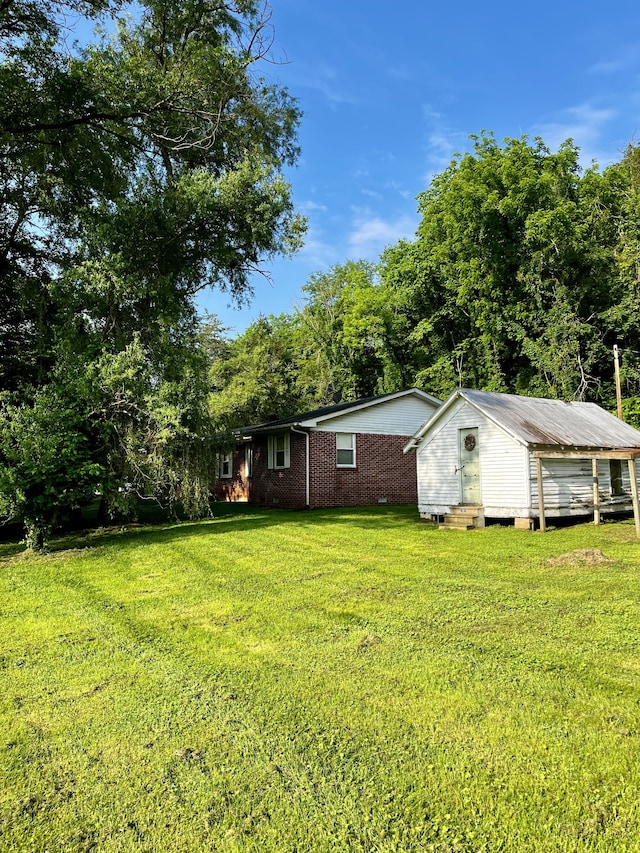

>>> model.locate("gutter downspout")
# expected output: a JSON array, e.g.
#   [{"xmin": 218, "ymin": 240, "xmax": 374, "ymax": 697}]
[{"xmin": 290, "ymin": 424, "xmax": 310, "ymax": 508}]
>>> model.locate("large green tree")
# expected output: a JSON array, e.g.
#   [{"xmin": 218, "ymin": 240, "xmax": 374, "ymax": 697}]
[
  {"xmin": 599, "ymin": 143, "xmax": 640, "ymax": 420},
  {"xmin": 380, "ymin": 134, "xmax": 622, "ymax": 401},
  {"xmin": 206, "ymin": 260, "xmax": 416, "ymax": 429},
  {"xmin": 294, "ymin": 259, "xmax": 406, "ymax": 403},
  {"xmin": 0, "ymin": 0, "xmax": 305, "ymax": 547},
  {"xmin": 207, "ymin": 135, "xmax": 640, "ymax": 435},
  {"xmin": 208, "ymin": 314, "xmax": 301, "ymax": 429}
]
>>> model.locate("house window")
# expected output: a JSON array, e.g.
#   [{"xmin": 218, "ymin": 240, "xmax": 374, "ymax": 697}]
[
  {"xmin": 245, "ymin": 444, "xmax": 253, "ymax": 478},
  {"xmin": 268, "ymin": 433, "xmax": 290, "ymax": 469},
  {"xmin": 218, "ymin": 451, "xmax": 232, "ymax": 479},
  {"xmin": 336, "ymin": 432, "xmax": 356, "ymax": 467},
  {"xmin": 610, "ymin": 460, "xmax": 624, "ymax": 496}
]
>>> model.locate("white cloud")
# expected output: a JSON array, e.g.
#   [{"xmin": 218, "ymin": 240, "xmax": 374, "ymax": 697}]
[
  {"xmin": 590, "ymin": 59, "xmax": 629, "ymax": 75},
  {"xmin": 347, "ymin": 211, "xmax": 419, "ymax": 258},
  {"xmin": 384, "ymin": 180, "xmax": 413, "ymax": 200},
  {"xmin": 421, "ymin": 103, "xmax": 468, "ymax": 183},
  {"xmin": 589, "ymin": 47, "xmax": 640, "ymax": 76},
  {"xmin": 298, "ymin": 199, "xmax": 329, "ymax": 213},
  {"xmin": 533, "ymin": 103, "xmax": 618, "ymax": 167},
  {"xmin": 360, "ymin": 187, "xmax": 383, "ymax": 201},
  {"xmin": 294, "ymin": 62, "xmax": 358, "ymax": 107}
]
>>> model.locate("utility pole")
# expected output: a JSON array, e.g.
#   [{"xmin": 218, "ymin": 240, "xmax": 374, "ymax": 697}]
[{"xmin": 614, "ymin": 344, "xmax": 623, "ymax": 420}]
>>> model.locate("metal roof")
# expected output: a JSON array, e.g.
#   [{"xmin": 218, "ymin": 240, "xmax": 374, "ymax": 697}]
[
  {"xmin": 242, "ymin": 388, "xmax": 441, "ymax": 435},
  {"xmin": 458, "ymin": 389, "xmax": 640, "ymax": 449}
]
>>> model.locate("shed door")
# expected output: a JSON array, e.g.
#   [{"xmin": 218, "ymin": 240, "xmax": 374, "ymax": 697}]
[{"xmin": 459, "ymin": 428, "xmax": 480, "ymax": 504}]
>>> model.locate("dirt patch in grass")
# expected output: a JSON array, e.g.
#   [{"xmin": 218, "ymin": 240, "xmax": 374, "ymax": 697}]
[
  {"xmin": 357, "ymin": 633, "xmax": 382, "ymax": 652},
  {"xmin": 546, "ymin": 548, "xmax": 615, "ymax": 566}
]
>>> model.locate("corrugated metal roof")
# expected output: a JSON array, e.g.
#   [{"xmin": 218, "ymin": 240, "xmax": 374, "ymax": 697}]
[{"xmin": 462, "ymin": 389, "xmax": 640, "ymax": 449}]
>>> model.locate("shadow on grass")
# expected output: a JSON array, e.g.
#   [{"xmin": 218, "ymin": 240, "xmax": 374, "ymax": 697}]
[
  {"xmin": 0, "ymin": 540, "xmax": 26, "ymax": 559},
  {"xmin": 0, "ymin": 504, "xmax": 425, "ymax": 558}
]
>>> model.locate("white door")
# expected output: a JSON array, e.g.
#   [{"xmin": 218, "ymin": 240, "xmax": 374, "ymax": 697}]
[{"xmin": 459, "ymin": 428, "xmax": 480, "ymax": 504}]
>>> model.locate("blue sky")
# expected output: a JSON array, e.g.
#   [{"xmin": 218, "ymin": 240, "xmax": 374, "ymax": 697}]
[{"xmin": 200, "ymin": 0, "xmax": 640, "ymax": 333}]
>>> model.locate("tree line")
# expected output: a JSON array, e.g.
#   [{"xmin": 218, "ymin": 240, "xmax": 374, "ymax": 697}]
[
  {"xmin": 210, "ymin": 134, "xmax": 640, "ymax": 428},
  {"xmin": 2, "ymin": 0, "xmax": 640, "ymax": 549}
]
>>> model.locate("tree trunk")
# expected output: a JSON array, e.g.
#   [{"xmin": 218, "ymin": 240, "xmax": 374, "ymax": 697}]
[{"xmin": 24, "ymin": 519, "xmax": 47, "ymax": 551}]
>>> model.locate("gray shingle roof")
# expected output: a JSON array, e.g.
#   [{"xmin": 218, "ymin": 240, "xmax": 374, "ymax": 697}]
[{"xmin": 242, "ymin": 395, "xmax": 382, "ymax": 434}]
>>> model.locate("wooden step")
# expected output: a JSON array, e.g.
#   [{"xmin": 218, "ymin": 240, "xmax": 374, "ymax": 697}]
[
  {"xmin": 438, "ymin": 516, "xmax": 474, "ymax": 530},
  {"xmin": 438, "ymin": 505, "xmax": 484, "ymax": 531}
]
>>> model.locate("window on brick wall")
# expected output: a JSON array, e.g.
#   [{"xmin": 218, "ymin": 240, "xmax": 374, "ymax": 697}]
[
  {"xmin": 268, "ymin": 433, "xmax": 290, "ymax": 469},
  {"xmin": 336, "ymin": 432, "xmax": 356, "ymax": 467},
  {"xmin": 218, "ymin": 451, "xmax": 232, "ymax": 478},
  {"xmin": 245, "ymin": 444, "xmax": 253, "ymax": 478}
]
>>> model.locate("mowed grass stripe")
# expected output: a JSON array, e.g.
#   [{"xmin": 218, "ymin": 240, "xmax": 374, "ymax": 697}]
[{"xmin": 2, "ymin": 507, "xmax": 640, "ymax": 851}]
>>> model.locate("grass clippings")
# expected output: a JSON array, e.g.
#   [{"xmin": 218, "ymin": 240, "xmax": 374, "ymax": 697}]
[{"xmin": 546, "ymin": 548, "xmax": 616, "ymax": 566}]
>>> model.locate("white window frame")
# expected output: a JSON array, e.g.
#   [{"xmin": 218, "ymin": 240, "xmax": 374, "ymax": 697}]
[
  {"xmin": 268, "ymin": 432, "xmax": 290, "ymax": 470},
  {"xmin": 218, "ymin": 451, "xmax": 232, "ymax": 479},
  {"xmin": 336, "ymin": 432, "xmax": 356, "ymax": 468},
  {"xmin": 245, "ymin": 444, "xmax": 253, "ymax": 478}
]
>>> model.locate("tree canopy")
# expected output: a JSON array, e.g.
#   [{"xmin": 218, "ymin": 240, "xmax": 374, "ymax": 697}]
[
  {"xmin": 209, "ymin": 134, "xmax": 640, "ymax": 432},
  {"xmin": 0, "ymin": 0, "xmax": 305, "ymax": 547},
  {"xmin": 380, "ymin": 134, "xmax": 625, "ymax": 400},
  {"xmin": 3, "ymin": 6, "xmax": 640, "ymax": 553}
]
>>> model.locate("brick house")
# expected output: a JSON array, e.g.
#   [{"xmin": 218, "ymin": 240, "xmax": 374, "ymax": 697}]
[{"xmin": 215, "ymin": 389, "xmax": 441, "ymax": 509}]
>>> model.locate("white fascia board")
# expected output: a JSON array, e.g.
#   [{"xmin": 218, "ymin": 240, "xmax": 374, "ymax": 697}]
[
  {"xmin": 403, "ymin": 389, "xmax": 462, "ymax": 451},
  {"xmin": 299, "ymin": 388, "xmax": 441, "ymax": 428},
  {"xmin": 403, "ymin": 388, "xmax": 530, "ymax": 452},
  {"xmin": 462, "ymin": 399, "xmax": 532, "ymax": 449}
]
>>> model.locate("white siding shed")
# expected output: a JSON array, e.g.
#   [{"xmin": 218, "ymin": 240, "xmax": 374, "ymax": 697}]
[{"xmin": 406, "ymin": 389, "xmax": 640, "ymax": 532}]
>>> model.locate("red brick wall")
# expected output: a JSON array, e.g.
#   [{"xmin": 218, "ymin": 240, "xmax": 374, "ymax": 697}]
[
  {"xmin": 249, "ymin": 432, "xmax": 308, "ymax": 508},
  {"xmin": 308, "ymin": 432, "xmax": 417, "ymax": 508},
  {"xmin": 214, "ymin": 446, "xmax": 251, "ymax": 502},
  {"xmin": 226, "ymin": 430, "xmax": 418, "ymax": 509}
]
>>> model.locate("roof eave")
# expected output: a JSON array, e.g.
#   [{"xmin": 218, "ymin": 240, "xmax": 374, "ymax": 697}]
[
  {"xmin": 309, "ymin": 387, "xmax": 441, "ymax": 427},
  {"xmin": 244, "ymin": 388, "xmax": 443, "ymax": 434}
]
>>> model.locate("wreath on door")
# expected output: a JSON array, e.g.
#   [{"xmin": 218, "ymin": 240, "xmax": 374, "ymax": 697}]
[{"xmin": 464, "ymin": 433, "xmax": 476, "ymax": 451}]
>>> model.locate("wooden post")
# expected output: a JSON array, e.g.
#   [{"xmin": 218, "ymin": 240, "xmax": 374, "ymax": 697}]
[
  {"xmin": 592, "ymin": 459, "xmax": 600, "ymax": 526},
  {"xmin": 628, "ymin": 458, "xmax": 640, "ymax": 540},
  {"xmin": 536, "ymin": 457, "xmax": 546, "ymax": 533},
  {"xmin": 614, "ymin": 344, "xmax": 623, "ymax": 420}
]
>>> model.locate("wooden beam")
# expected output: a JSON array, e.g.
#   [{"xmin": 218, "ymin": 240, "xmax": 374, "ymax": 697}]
[
  {"xmin": 536, "ymin": 457, "xmax": 546, "ymax": 533},
  {"xmin": 532, "ymin": 449, "xmax": 640, "ymax": 460},
  {"xmin": 628, "ymin": 458, "xmax": 640, "ymax": 540},
  {"xmin": 592, "ymin": 459, "xmax": 600, "ymax": 526}
]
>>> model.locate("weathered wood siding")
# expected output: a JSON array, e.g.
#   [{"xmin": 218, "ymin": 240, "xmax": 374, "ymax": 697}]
[
  {"xmin": 315, "ymin": 395, "xmax": 439, "ymax": 435},
  {"xmin": 480, "ymin": 417, "xmax": 529, "ymax": 514},
  {"xmin": 530, "ymin": 458, "xmax": 595, "ymax": 514},
  {"xmin": 530, "ymin": 457, "xmax": 640, "ymax": 516}
]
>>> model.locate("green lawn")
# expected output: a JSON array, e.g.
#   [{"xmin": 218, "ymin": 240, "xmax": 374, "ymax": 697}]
[{"xmin": 2, "ymin": 506, "xmax": 640, "ymax": 852}]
